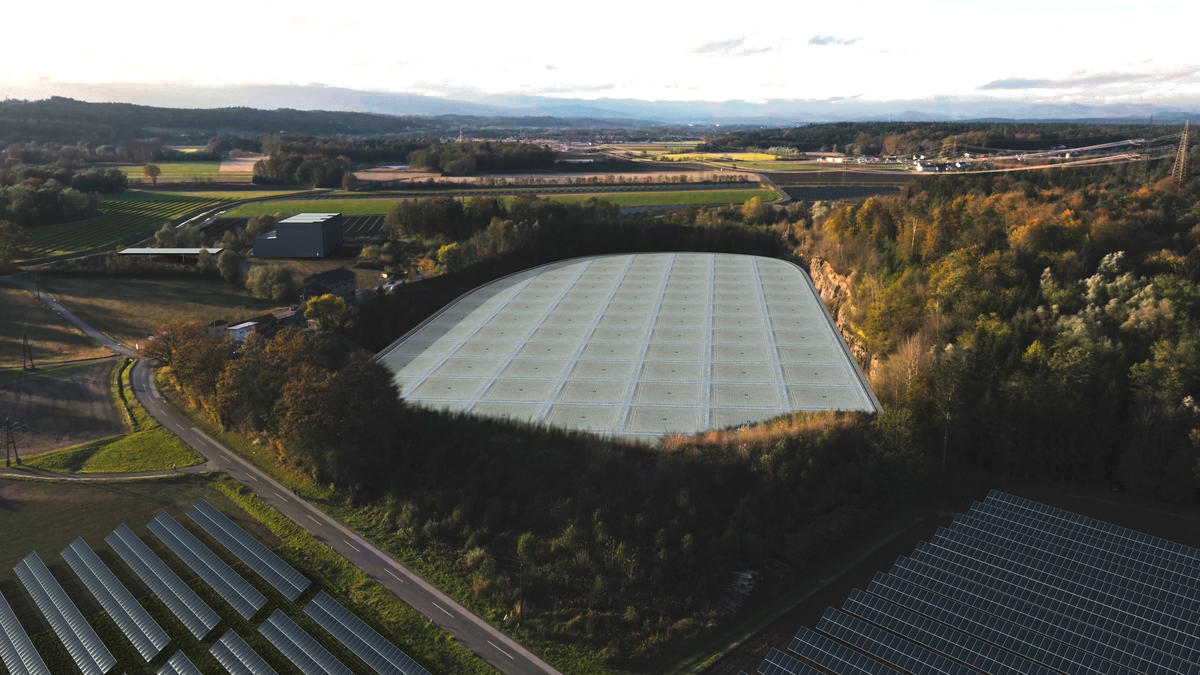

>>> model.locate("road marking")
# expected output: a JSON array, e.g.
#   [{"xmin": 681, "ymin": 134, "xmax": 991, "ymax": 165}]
[
  {"xmin": 386, "ymin": 569, "xmax": 405, "ymax": 583},
  {"xmin": 431, "ymin": 602, "xmax": 454, "ymax": 618},
  {"xmin": 344, "ymin": 540, "xmax": 360, "ymax": 552},
  {"xmin": 308, "ymin": 515, "xmax": 320, "ymax": 524},
  {"xmin": 487, "ymin": 640, "xmax": 515, "ymax": 660},
  {"xmin": 275, "ymin": 492, "xmax": 287, "ymax": 501}
]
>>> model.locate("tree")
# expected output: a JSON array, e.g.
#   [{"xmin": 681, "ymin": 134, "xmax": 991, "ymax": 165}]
[
  {"xmin": 217, "ymin": 249, "xmax": 245, "ymax": 283},
  {"xmin": 0, "ymin": 220, "xmax": 27, "ymax": 268},
  {"xmin": 305, "ymin": 294, "xmax": 348, "ymax": 332},
  {"xmin": 741, "ymin": 197, "xmax": 768, "ymax": 223},
  {"xmin": 142, "ymin": 164, "xmax": 161, "ymax": 185},
  {"xmin": 245, "ymin": 263, "xmax": 297, "ymax": 301},
  {"xmin": 197, "ymin": 248, "xmax": 217, "ymax": 275},
  {"xmin": 247, "ymin": 215, "xmax": 276, "ymax": 238},
  {"xmin": 342, "ymin": 173, "xmax": 359, "ymax": 191},
  {"xmin": 154, "ymin": 223, "xmax": 176, "ymax": 248},
  {"xmin": 143, "ymin": 319, "xmax": 206, "ymax": 366},
  {"xmin": 436, "ymin": 242, "xmax": 478, "ymax": 274}
]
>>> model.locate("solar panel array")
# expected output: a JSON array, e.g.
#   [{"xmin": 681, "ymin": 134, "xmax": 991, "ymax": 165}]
[
  {"xmin": 157, "ymin": 650, "xmax": 201, "ymax": 675},
  {"xmin": 14, "ymin": 552, "xmax": 117, "ymax": 675},
  {"xmin": 304, "ymin": 591, "xmax": 431, "ymax": 675},
  {"xmin": 188, "ymin": 499, "xmax": 310, "ymax": 601},
  {"xmin": 258, "ymin": 610, "xmax": 352, "ymax": 675},
  {"xmin": 210, "ymin": 630, "xmax": 279, "ymax": 675},
  {"xmin": 148, "ymin": 511, "xmax": 266, "ymax": 620},
  {"xmin": 0, "ymin": 587, "xmax": 50, "ymax": 675},
  {"xmin": 754, "ymin": 491, "xmax": 1200, "ymax": 675},
  {"xmin": 61, "ymin": 537, "xmax": 170, "ymax": 661},
  {"xmin": 106, "ymin": 523, "xmax": 220, "ymax": 640},
  {"xmin": 379, "ymin": 253, "xmax": 879, "ymax": 439}
]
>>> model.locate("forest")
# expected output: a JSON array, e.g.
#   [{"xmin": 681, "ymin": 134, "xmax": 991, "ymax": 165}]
[
  {"xmin": 157, "ymin": 144, "xmax": 1200, "ymax": 669},
  {"xmin": 407, "ymin": 141, "xmax": 556, "ymax": 175}
]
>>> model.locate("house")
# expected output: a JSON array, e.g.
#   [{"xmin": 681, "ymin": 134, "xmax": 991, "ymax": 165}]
[
  {"xmin": 252, "ymin": 213, "xmax": 344, "ymax": 258},
  {"xmin": 228, "ymin": 321, "xmax": 257, "ymax": 341},
  {"xmin": 207, "ymin": 319, "xmax": 228, "ymax": 340},
  {"xmin": 273, "ymin": 309, "xmax": 309, "ymax": 330},
  {"xmin": 247, "ymin": 314, "xmax": 279, "ymax": 335},
  {"xmin": 301, "ymin": 267, "xmax": 357, "ymax": 303}
]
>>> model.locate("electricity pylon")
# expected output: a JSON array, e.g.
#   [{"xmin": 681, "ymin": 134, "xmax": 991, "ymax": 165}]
[
  {"xmin": 5, "ymin": 419, "xmax": 19, "ymax": 467},
  {"xmin": 1173, "ymin": 122, "xmax": 1190, "ymax": 182}
]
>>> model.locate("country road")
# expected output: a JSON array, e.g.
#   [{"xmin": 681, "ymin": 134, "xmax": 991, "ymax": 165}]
[{"xmin": 0, "ymin": 273, "xmax": 561, "ymax": 675}]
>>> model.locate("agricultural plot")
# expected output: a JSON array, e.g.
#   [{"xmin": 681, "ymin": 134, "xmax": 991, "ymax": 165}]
[
  {"xmin": 0, "ymin": 285, "xmax": 112, "ymax": 367},
  {"xmin": 21, "ymin": 193, "xmax": 231, "ymax": 261},
  {"xmin": 118, "ymin": 162, "xmax": 224, "ymax": 184},
  {"xmin": 0, "ymin": 360, "xmax": 125, "ymax": 456}
]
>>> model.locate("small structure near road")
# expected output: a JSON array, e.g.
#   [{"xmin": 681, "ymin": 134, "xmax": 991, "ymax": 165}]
[
  {"xmin": 252, "ymin": 213, "xmax": 343, "ymax": 258},
  {"xmin": 118, "ymin": 247, "xmax": 223, "ymax": 261},
  {"xmin": 301, "ymin": 268, "xmax": 356, "ymax": 303}
]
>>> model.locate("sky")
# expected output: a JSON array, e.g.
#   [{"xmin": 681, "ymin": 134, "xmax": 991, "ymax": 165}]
[{"xmin": 2, "ymin": 0, "xmax": 1198, "ymax": 116}]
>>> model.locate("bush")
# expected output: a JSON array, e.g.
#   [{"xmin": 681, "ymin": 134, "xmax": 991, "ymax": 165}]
[{"xmin": 245, "ymin": 263, "xmax": 296, "ymax": 301}]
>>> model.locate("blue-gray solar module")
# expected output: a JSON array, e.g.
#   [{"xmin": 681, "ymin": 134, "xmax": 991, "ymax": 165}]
[
  {"xmin": 148, "ymin": 511, "xmax": 266, "ymax": 620},
  {"xmin": 210, "ymin": 630, "xmax": 279, "ymax": 675},
  {"xmin": 258, "ymin": 609, "xmax": 352, "ymax": 675},
  {"xmin": 0, "ymin": 588, "xmax": 50, "ymax": 675},
  {"xmin": 157, "ymin": 650, "xmax": 201, "ymax": 675},
  {"xmin": 187, "ymin": 499, "xmax": 309, "ymax": 601},
  {"xmin": 13, "ymin": 552, "xmax": 116, "ymax": 675},
  {"xmin": 754, "ymin": 491, "xmax": 1200, "ymax": 675},
  {"xmin": 758, "ymin": 648, "xmax": 824, "ymax": 675},
  {"xmin": 303, "ymin": 591, "xmax": 431, "ymax": 675},
  {"xmin": 61, "ymin": 537, "xmax": 170, "ymax": 662},
  {"xmin": 106, "ymin": 523, "xmax": 220, "ymax": 640}
]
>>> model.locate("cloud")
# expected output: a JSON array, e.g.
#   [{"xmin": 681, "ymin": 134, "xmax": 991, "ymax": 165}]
[
  {"xmin": 545, "ymin": 65, "xmax": 559, "ymax": 70},
  {"xmin": 689, "ymin": 36, "xmax": 774, "ymax": 57},
  {"xmin": 980, "ymin": 65, "xmax": 1200, "ymax": 91},
  {"xmin": 808, "ymin": 35, "xmax": 860, "ymax": 46},
  {"xmin": 534, "ymin": 83, "xmax": 616, "ymax": 94}
]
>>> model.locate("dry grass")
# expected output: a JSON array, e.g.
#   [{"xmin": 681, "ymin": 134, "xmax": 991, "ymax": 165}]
[{"xmin": 0, "ymin": 284, "xmax": 112, "ymax": 367}]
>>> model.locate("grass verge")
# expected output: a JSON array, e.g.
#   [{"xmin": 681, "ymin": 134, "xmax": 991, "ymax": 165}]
[{"xmin": 26, "ymin": 360, "xmax": 202, "ymax": 474}]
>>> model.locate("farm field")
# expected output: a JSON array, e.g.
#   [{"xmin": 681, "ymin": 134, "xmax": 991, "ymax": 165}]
[
  {"xmin": 0, "ymin": 360, "xmax": 124, "ymax": 456},
  {"xmin": 154, "ymin": 190, "xmax": 308, "ymax": 200},
  {"xmin": 39, "ymin": 276, "xmax": 281, "ymax": 347},
  {"xmin": 0, "ymin": 284, "xmax": 113, "ymax": 367},
  {"xmin": 117, "ymin": 161, "xmax": 224, "ymax": 184},
  {"xmin": 225, "ymin": 198, "xmax": 404, "ymax": 217},
  {"xmin": 21, "ymin": 192, "xmax": 232, "ymax": 261}
]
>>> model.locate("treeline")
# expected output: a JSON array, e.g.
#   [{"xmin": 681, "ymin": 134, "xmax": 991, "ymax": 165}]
[
  {"xmin": 407, "ymin": 141, "xmax": 555, "ymax": 175},
  {"xmin": 262, "ymin": 135, "xmax": 427, "ymax": 163},
  {"xmin": 252, "ymin": 153, "xmax": 351, "ymax": 187},
  {"xmin": 0, "ymin": 181, "xmax": 102, "ymax": 228},
  {"xmin": 706, "ymin": 121, "xmax": 1166, "ymax": 157},
  {"xmin": 5, "ymin": 139, "xmax": 204, "ymax": 165}
]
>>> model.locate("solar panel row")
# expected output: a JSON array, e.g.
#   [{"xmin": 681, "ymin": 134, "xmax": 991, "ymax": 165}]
[
  {"xmin": 210, "ymin": 630, "xmax": 279, "ymax": 675},
  {"xmin": 62, "ymin": 537, "xmax": 170, "ymax": 662},
  {"xmin": 106, "ymin": 523, "xmax": 220, "ymax": 640},
  {"xmin": 157, "ymin": 650, "xmax": 201, "ymax": 675},
  {"xmin": 304, "ymin": 591, "xmax": 431, "ymax": 675},
  {"xmin": 148, "ymin": 511, "xmax": 266, "ymax": 620},
  {"xmin": 14, "ymin": 552, "xmax": 116, "ymax": 675},
  {"xmin": 258, "ymin": 609, "xmax": 352, "ymax": 675},
  {"xmin": 754, "ymin": 492, "xmax": 1200, "ymax": 675},
  {"xmin": 0, "ymin": 589, "xmax": 50, "ymax": 675},
  {"xmin": 187, "ymin": 499, "xmax": 309, "ymax": 601}
]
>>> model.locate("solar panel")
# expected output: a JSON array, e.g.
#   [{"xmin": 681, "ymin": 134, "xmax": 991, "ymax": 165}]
[
  {"xmin": 14, "ymin": 551, "xmax": 117, "ymax": 675},
  {"xmin": 148, "ymin": 511, "xmax": 266, "ymax": 620},
  {"xmin": 258, "ymin": 609, "xmax": 352, "ymax": 675},
  {"xmin": 187, "ymin": 500, "xmax": 309, "ymax": 601},
  {"xmin": 157, "ymin": 650, "xmax": 201, "ymax": 675},
  {"xmin": 754, "ymin": 492, "xmax": 1200, "ymax": 675},
  {"xmin": 106, "ymin": 523, "xmax": 220, "ymax": 640},
  {"xmin": 210, "ymin": 630, "xmax": 278, "ymax": 675},
  {"xmin": 0, "ymin": 588, "xmax": 50, "ymax": 675},
  {"xmin": 304, "ymin": 591, "xmax": 431, "ymax": 675},
  {"xmin": 758, "ymin": 648, "xmax": 824, "ymax": 675},
  {"xmin": 61, "ymin": 537, "xmax": 170, "ymax": 662}
]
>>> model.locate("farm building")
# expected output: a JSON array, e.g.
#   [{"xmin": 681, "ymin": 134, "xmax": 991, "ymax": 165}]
[
  {"xmin": 252, "ymin": 213, "xmax": 343, "ymax": 258},
  {"xmin": 301, "ymin": 268, "xmax": 356, "ymax": 303},
  {"xmin": 228, "ymin": 321, "xmax": 257, "ymax": 341}
]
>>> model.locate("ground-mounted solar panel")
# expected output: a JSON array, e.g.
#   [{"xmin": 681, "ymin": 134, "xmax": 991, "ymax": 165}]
[
  {"xmin": 157, "ymin": 650, "xmax": 201, "ymax": 675},
  {"xmin": 304, "ymin": 591, "xmax": 430, "ymax": 675},
  {"xmin": 210, "ymin": 630, "xmax": 278, "ymax": 675},
  {"xmin": 187, "ymin": 500, "xmax": 309, "ymax": 601},
  {"xmin": 148, "ymin": 511, "xmax": 266, "ymax": 620},
  {"xmin": 61, "ymin": 537, "xmax": 170, "ymax": 661},
  {"xmin": 0, "ymin": 588, "xmax": 50, "ymax": 675},
  {"xmin": 14, "ymin": 552, "xmax": 116, "ymax": 675},
  {"xmin": 758, "ymin": 648, "xmax": 824, "ymax": 675},
  {"xmin": 753, "ymin": 491, "xmax": 1200, "ymax": 675},
  {"xmin": 259, "ymin": 610, "xmax": 352, "ymax": 675},
  {"xmin": 105, "ymin": 524, "xmax": 220, "ymax": 640}
]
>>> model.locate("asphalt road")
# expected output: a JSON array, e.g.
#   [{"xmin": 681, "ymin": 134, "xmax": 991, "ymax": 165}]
[{"xmin": 2, "ymin": 273, "xmax": 560, "ymax": 675}]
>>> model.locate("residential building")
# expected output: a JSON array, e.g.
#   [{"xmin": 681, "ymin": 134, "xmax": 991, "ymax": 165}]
[
  {"xmin": 229, "ymin": 321, "xmax": 257, "ymax": 341},
  {"xmin": 207, "ymin": 319, "xmax": 228, "ymax": 340},
  {"xmin": 301, "ymin": 268, "xmax": 357, "ymax": 303}
]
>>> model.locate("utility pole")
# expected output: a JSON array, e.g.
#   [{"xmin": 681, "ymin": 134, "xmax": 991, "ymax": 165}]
[
  {"xmin": 518, "ymin": 562, "xmax": 524, "ymax": 627},
  {"xmin": 5, "ymin": 419, "xmax": 20, "ymax": 467},
  {"xmin": 1173, "ymin": 121, "xmax": 1190, "ymax": 182},
  {"xmin": 21, "ymin": 329, "xmax": 34, "ymax": 371}
]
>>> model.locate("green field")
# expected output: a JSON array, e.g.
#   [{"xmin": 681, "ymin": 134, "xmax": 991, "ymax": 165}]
[
  {"xmin": 21, "ymin": 192, "xmax": 231, "ymax": 261},
  {"xmin": 155, "ymin": 190, "xmax": 309, "ymax": 200},
  {"xmin": 224, "ymin": 198, "xmax": 406, "ymax": 217},
  {"xmin": 118, "ymin": 161, "xmax": 223, "ymax": 183}
]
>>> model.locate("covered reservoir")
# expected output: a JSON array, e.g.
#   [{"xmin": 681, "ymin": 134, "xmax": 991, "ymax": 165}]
[{"xmin": 377, "ymin": 253, "xmax": 880, "ymax": 441}]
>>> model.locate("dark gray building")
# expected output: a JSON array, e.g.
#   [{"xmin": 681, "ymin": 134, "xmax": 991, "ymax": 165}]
[
  {"xmin": 301, "ymin": 267, "xmax": 357, "ymax": 303},
  {"xmin": 252, "ymin": 213, "xmax": 343, "ymax": 258}
]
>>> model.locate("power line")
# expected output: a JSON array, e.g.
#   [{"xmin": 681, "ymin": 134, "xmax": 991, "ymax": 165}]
[{"xmin": 1174, "ymin": 121, "xmax": 1190, "ymax": 182}]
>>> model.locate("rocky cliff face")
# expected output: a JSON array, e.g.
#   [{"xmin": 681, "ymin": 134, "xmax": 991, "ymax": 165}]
[{"xmin": 805, "ymin": 257, "xmax": 877, "ymax": 377}]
